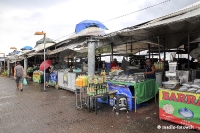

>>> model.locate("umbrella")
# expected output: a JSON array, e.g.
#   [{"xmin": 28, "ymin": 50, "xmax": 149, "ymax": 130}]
[
  {"xmin": 75, "ymin": 20, "xmax": 108, "ymax": 33},
  {"xmin": 21, "ymin": 46, "xmax": 33, "ymax": 50},
  {"xmin": 39, "ymin": 59, "xmax": 52, "ymax": 71}
]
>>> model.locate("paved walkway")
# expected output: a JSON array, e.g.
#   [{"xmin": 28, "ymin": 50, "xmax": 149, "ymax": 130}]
[{"xmin": 0, "ymin": 77, "xmax": 198, "ymax": 133}]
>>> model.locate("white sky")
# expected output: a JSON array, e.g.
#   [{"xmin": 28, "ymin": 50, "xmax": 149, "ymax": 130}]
[{"xmin": 0, "ymin": 0, "xmax": 199, "ymax": 57}]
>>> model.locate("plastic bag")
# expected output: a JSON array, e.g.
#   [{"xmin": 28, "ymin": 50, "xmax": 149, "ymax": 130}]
[{"xmin": 23, "ymin": 78, "xmax": 28, "ymax": 85}]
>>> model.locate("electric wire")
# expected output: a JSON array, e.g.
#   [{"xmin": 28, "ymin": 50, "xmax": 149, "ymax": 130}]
[{"xmin": 54, "ymin": 0, "xmax": 171, "ymax": 42}]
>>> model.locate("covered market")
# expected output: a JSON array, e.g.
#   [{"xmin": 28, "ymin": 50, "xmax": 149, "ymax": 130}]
[{"xmin": 1, "ymin": 1, "xmax": 200, "ymax": 131}]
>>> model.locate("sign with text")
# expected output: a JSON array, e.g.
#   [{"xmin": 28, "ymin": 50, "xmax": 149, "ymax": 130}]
[
  {"xmin": 159, "ymin": 89, "xmax": 200, "ymax": 130},
  {"xmin": 95, "ymin": 45, "xmax": 112, "ymax": 55},
  {"xmin": 33, "ymin": 72, "xmax": 42, "ymax": 83}
]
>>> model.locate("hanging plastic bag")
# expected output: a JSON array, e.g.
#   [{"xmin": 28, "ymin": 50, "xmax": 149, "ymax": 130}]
[{"xmin": 23, "ymin": 78, "xmax": 28, "ymax": 85}]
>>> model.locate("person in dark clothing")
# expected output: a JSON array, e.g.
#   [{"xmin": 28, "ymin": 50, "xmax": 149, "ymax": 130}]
[
  {"xmin": 144, "ymin": 59, "xmax": 156, "ymax": 79},
  {"xmin": 14, "ymin": 62, "xmax": 24, "ymax": 91},
  {"xmin": 45, "ymin": 67, "xmax": 50, "ymax": 87}
]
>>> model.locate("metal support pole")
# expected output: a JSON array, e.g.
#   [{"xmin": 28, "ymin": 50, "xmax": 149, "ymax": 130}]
[
  {"xmin": 188, "ymin": 33, "xmax": 190, "ymax": 69},
  {"xmin": 148, "ymin": 44, "xmax": 151, "ymax": 59},
  {"xmin": 126, "ymin": 42, "xmax": 128, "ymax": 60},
  {"xmin": 111, "ymin": 43, "xmax": 113, "ymax": 61},
  {"xmin": 163, "ymin": 37, "xmax": 166, "ymax": 81},
  {"xmin": 24, "ymin": 55, "xmax": 28, "ymax": 76},
  {"xmin": 3, "ymin": 55, "xmax": 5, "ymax": 71},
  {"xmin": 7, "ymin": 59, "xmax": 10, "ymax": 77},
  {"xmin": 88, "ymin": 37, "xmax": 98, "ymax": 76},
  {"xmin": 177, "ymin": 48, "xmax": 179, "ymax": 59},
  {"xmin": 43, "ymin": 36, "xmax": 46, "ymax": 91},
  {"xmin": 158, "ymin": 37, "xmax": 161, "ymax": 61},
  {"xmin": 152, "ymin": 47, "xmax": 153, "ymax": 62}
]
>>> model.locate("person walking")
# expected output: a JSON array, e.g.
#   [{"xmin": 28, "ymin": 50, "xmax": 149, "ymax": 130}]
[{"xmin": 14, "ymin": 62, "xmax": 24, "ymax": 91}]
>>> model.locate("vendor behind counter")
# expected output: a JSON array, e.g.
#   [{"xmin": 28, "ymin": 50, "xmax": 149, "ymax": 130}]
[{"xmin": 144, "ymin": 59, "xmax": 156, "ymax": 79}]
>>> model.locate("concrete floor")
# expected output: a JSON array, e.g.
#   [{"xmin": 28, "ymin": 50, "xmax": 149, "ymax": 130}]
[{"xmin": 0, "ymin": 77, "xmax": 198, "ymax": 133}]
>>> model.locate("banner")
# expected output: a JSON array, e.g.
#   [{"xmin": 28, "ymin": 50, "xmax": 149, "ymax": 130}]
[
  {"xmin": 75, "ymin": 45, "xmax": 112, "ymax": 57},
  {"xmin": 159, "ymin": 89, "xmax": 200, "ymax": 130},
  {"xmin": 33, "ymin": 72, "xmax": 43, "ymax": 83},
  {"xmin": 95, "ymin": 45, "xmax": 112, "ymax": 55},
  {"xmin": 63, "ymin": 73, "xmax": 68, "ymax": 86}
]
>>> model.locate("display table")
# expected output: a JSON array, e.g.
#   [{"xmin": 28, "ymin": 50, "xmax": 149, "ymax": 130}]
[
  {"xmin": 75, "ymin": 86, "xmax": 117, "ymax": 115},
  {"xmin": 33, "ymin": 71, "xmax": 43, "ymax": 83},
  {"xmin": 159, "ymin": 88, "xmax": 200, "ymax": 130},
  {"xmin": 107, "ymin": 79, "xmax": 159, "ymax": 112}
]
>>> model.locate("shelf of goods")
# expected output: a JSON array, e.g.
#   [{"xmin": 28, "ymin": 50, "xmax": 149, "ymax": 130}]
[
  {"xmin": 159, "ymin": 81, "xmax": 200, "ymax": 130},
  {"xmin": 33, "ymin": 71, "xmax": 43, "ymax": 83}
]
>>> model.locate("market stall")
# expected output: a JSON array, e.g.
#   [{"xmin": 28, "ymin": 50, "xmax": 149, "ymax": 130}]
[{"xmin": 107, "ymin": 77, "xmax": 159, "ymax": 112}]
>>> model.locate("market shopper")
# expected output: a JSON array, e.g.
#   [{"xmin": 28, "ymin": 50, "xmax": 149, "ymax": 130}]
[
  {"xmin": 144, "ymin": 59, "xmax": 156, "ymax": 79},
  {"xmin": 110, "ymin": 58, "xmax": 118, "ymax": 68},
  {"xmin": 14, "ymin": 62, "xmax": 24, "ymax": 91},
  {"xmin": 45, "ymin": 66, "xmax": 51, "ymax": 87}
]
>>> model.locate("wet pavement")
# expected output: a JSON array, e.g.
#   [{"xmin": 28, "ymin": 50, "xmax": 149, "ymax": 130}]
[{"xmin": 0, "ymin": 77, "xmax": 198, "ymax": 133}]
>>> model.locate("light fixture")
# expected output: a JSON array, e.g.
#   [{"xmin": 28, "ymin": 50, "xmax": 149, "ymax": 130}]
[{"xmin": 34, "ymin": 31, "xmax": 46, "ymax": 91}]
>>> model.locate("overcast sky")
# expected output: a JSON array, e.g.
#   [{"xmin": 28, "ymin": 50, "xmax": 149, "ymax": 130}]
[{"xmin": 0, "ymin": 0, "xmax": 199, "ymax": 56}]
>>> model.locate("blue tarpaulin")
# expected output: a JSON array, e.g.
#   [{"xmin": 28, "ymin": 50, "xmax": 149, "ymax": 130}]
[
  {"xmin": 75, "ymin": 20, "xmax": 108, "ymax": 33},
  {"xmin": 9, "ymin": 50, "xmax": 20, "ymax": 56},
  {"xmin": 21, "ymin": 46, "xmax": 33, "ymax": 50}
]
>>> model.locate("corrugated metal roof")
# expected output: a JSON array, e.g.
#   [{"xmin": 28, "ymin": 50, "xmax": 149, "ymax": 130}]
[{"xmin": 103, "ymin": 1, "xmax": 200, "ymax": 49}]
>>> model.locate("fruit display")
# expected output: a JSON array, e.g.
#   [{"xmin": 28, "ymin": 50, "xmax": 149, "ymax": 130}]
[
  {"xmin": 111, "ymin": 66, "xmax": 122, "ymax": 72},
  {"xmin": 27, "ymin": 67, "xmax": 34, "ymax": 73},
  {"xmin": 1, "ymin": 70, "xmax": 8, "ymax": 77},
  {"xmin": 154, "ymin": 62, "xmax": 164, "ymax": 70}
]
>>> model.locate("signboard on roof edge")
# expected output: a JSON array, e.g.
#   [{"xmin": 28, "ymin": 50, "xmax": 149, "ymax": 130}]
[
  {"xmin": 75, "ymin": 45, "xmax": 112, "ymax": 58},
  {"xmin": 95, "ymin": 45, "xmax": 112, "ymax": 55}
]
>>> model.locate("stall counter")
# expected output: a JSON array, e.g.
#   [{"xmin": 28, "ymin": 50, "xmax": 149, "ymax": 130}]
[{"xmin": 107, "ymin": 79, "xmax": 159, "ymax": 104}]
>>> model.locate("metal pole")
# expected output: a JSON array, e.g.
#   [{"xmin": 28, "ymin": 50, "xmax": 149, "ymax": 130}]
[
  {"xmin": 188, "ymin": 33, "xmax": 190, "ymax": 69},
  {"xmin": 126, "ymin": 42, "xmax": 128, "ymax": 60},
  {"xmin": 148, "ymin": 44, "xmax": 150, "ymax": 59},
  {"xmin": 111, "ymin": 43, "xmax": 113, "ymax": 61},
  {"xmin": 177, "ymin": 48, "xmax": 179, "ymax": 59},
  {"xmin": 24, "ymin": 55, "xmax": 28, "ymax": 76},
  {"xmin": 7, "ymin": 59, "xmax": 10, "ymax": 77},
  {"xmin": 158, "ymin": 37, "xmax": 161, "ymax": 61},
  {"xmin": 163, "ymin": 37, "xmax": 166, "ymax": 81},
  {"xmin": 15, "ymin": 57, "xmax": 16, "ymax": 67},
  {"xmin": 43, "ymin": 36, "xmax": 46, "ymax": 91},
  {"xmin": 88, "ymin": 37, "xmax": 97, "ymax": 76},
  {"xmin": 4, "ymin": 54, "xmax": 5, "ymax": 71}
]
